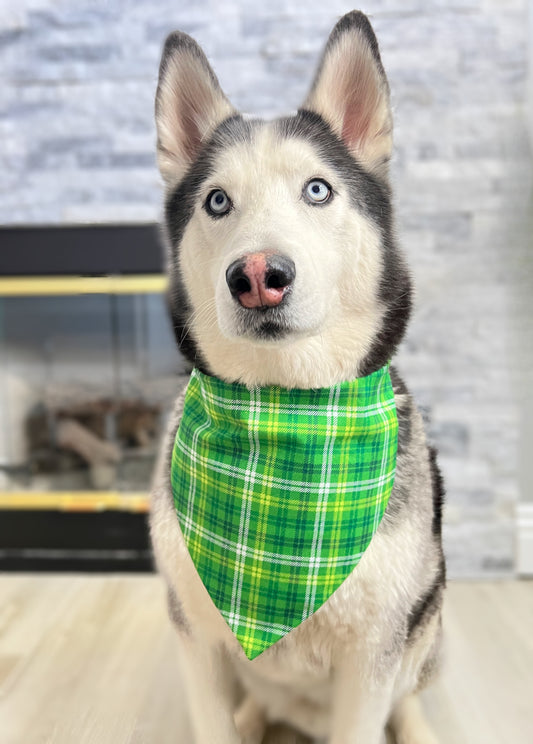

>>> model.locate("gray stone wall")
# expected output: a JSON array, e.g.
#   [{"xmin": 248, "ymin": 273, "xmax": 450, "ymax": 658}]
[{"xmin": 1, "ymin": 0, "xmax": 531, "ymax": 576}]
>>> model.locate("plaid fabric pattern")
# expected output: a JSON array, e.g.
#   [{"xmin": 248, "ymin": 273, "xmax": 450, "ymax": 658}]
[{"xmin": 171, "ymin": 364, "xmax": 398, "ymax": 660}]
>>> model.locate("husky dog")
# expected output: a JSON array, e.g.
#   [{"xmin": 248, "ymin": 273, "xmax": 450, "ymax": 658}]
[{"xmin": 150, "ymin": 10, "xmax": 445, "ymax": 744}]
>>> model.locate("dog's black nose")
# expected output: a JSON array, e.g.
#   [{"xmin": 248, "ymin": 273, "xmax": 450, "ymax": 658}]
[{"xmin": 226, "ymin": 253, "xmax": 296, "ymax": 308}]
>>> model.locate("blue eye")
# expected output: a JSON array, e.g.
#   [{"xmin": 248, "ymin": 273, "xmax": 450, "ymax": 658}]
[
  {"xmin": 304, "ymin": 179, "xmax": 332, "ymax": 204},
  {"xmin": 206, "ymin": 189, "xmax": 232, "ymax": 216}
]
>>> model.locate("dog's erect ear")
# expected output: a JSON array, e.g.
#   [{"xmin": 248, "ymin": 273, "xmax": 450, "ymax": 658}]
[
  {"xmin": 155, "ymin": 32, "xmax": 235, "ymax": 184},
  {"xmin": 303, "ymin": 12, "xmax": 392, "ymax": 178}
]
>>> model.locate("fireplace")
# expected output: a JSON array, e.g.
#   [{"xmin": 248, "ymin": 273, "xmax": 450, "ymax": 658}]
[{"xmin": 0, "ymin": 225, "xmax": 187, "ymax": 570}]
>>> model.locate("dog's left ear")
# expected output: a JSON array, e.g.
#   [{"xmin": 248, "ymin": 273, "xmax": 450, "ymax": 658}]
[
  {"xmin": 303, "ymin": 11, "xmax": 392, "ymax": 178},
  {"xmin": 155, "ymin": 32, "xmax": 235, "ymax": 184}
]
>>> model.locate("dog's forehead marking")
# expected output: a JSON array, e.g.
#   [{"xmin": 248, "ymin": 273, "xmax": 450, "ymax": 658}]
[{"xmin": 205, "ymin": 122, "xmax": 339, "ymax": 196}]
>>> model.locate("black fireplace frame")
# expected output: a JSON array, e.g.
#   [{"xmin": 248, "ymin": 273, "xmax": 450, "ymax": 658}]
[{"xmin": 0, "ymin": 224, "xmax": 167, "ymax": 571}]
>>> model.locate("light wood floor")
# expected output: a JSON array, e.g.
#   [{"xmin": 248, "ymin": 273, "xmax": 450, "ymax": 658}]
[{"xmin": 0, "ymin": 575, "xmax": 531, "ymax": 743}]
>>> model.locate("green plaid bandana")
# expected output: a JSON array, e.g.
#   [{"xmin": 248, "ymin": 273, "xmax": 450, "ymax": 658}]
[{"xmin": 171, "ymin": 364, "xmax": 398, "ymax": 660}]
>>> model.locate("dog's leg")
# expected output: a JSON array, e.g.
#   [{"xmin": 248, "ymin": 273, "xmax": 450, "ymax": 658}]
[
  {"xmin": 177, "ymin": 633, "xmax": 241, "ymax": 744},
  {"xmin": 387, "ymin": 694, "xmax": 439, "ymax": 744},
  {"xmin": 234, "ymin": 693, "xmax": 267, "ymax": 744},
  {"xmin": 329, "ymin": 649, "xmax": 400, "ymax": 744}
]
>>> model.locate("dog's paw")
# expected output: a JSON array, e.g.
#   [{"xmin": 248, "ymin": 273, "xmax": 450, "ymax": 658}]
[{"xmin": 388, "ymin": 695, "xmax": 440, "ymax": 744}]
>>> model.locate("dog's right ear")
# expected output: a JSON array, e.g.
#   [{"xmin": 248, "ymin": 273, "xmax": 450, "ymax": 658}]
[
  {"xmin": 155, "ymin": 33, "xmax": 235, "ymax": 184},
  {"xmin": 303, "ymin": 11, "xmax": 392, "ymax": 178}
]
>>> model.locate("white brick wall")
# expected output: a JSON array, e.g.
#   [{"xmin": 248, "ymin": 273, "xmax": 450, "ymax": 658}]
[{"xmin": 0, "ymin": 0, "xmax": 531, "ymax": 576}]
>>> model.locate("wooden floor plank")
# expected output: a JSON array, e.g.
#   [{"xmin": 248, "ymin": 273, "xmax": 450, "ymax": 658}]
[
  {"xmin": 0, "ymin": 575, "xmax": 531, "ymax": 743},
  {"xmin": 420, "ymin": 582, "xmax": 533, "ymax": 744}
]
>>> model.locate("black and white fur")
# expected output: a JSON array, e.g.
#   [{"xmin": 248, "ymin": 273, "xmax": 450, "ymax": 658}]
[{"xmin": 150, "ymin": 11, "xmax": 445, "ymax": 744}]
